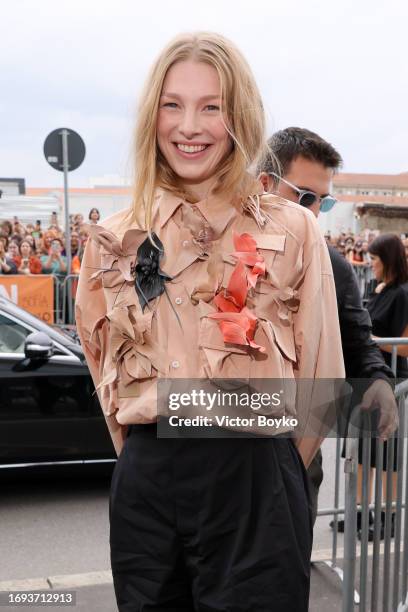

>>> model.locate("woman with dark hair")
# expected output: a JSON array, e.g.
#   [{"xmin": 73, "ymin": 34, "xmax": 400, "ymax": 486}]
[
  {"xmin": 357, "ymin": 233, "xmax": 408, "ymax": 540},
  {"xmin": 40, "ymin": 237, "xmax": 67, "ymax": 277},
  {"xmin": 88, "ymin": 208, "xmax": 100, "ymax": 224},
  {"xmin": 15, "ymin": 239, "xmax": 42, "ymax": 274},
  {"xmin": 368, "ymin": 233, "xmax": 408, "ymax": 375}
]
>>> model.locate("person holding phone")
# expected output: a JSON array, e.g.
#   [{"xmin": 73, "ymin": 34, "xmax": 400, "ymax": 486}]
[
  {"xmin": 75, "ymin": 32, "xmax": 344, "ymax": 611},
  {"xmin": 39, "ymin": 230, "xmax": 58, "ymax": 256},
  {"xmin": 32, "ymin": 220, "xmax": 42, "ymax": 240},
  {"xmin": 15, "ymin": 240, "xmax": 42, "ymax": 275},
  {"xmin": 40, "ymin": 237, "xmax": 67, "ymax": 276},
  {"xmin": 48, "ymin": 211, "xmax": 62, "ymax": 233}
]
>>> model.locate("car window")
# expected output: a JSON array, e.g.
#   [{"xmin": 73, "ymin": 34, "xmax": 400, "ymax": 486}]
[
  {"xmin": 0, "ymin": 299, "xmax": 77, "ymax": 348},
  {"xmin": 0, "ymin": 314, "xmax": 31, "ymax": 353}
]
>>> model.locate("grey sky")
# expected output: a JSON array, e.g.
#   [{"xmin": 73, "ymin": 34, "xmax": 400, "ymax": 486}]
[{"xmin": 1, "ymin": 0, "xmax": 407, "ymax": 187}]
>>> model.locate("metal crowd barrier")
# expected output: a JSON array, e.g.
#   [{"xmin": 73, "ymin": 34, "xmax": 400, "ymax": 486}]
[
  {"xmin": 321, "ymin": 338, "xmax": 408, "ymax": 611},
  {"xmin": 343, "ymin": 377, "xmax": 408, "ymax": 612},
  {"xmin": 60, "ymin": 274, "xmax": 79, "ymax": 325},
  {"xmin": 30, "ymin": 274, "xmax": 79, "ymax": 325},
  {"xmin": 53, "ymin": 274, "xmax": 64, "ymax": 324},
  {"xmin": 39, "ymin": 274, "xmax": 77, "ymax": 325}
]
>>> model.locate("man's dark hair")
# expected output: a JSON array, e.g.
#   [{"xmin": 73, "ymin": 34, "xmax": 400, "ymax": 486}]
[
  {"xmin": 259, "ymin": 127, "xmax": 343, "ymax": 176},
  {"xmin": 368, "ymin": 233, "xmax": 408, "ymax": 286}
]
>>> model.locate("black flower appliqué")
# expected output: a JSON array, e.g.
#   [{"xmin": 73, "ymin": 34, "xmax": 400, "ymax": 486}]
[{"xmin": 133, "ymin": 233, "xmax": 172, "ymax": 312}]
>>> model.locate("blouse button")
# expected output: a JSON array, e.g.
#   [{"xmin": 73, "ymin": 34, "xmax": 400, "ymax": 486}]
[
  {"xmin": 182, "ymin": 240, "xmax": 189, "ymax": 247},
  {"xmin": 171, "ymin": 360, "xmax": 180, "ymax": 369},
  {"xmin": 175, "ymin": 297, "xmax": 183, "ymax": 305}
]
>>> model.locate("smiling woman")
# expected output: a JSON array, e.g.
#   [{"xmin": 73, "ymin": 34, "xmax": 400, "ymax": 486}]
[
  {"xmin": 156, "ymin": 60, "xmax": 232, "ymax": 193},
  {"xmin": 130, "ymin": 32, "xmax": 266, "ymax": 231},
  {"xmin": 75, "ymin": 31, "xmax": 344, "ymax": 612}
]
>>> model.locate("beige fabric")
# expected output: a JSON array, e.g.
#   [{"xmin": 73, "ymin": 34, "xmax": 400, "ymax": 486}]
[{"xmin": 75, "ymin": 184, "xmax": 345, "ymax": 462}]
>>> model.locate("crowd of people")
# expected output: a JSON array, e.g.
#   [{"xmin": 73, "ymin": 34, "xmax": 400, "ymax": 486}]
[
  {"xmin": 1, "ymin": 207, "xmax": 407, "ymax": 279},
  {"xmin": 324, "ymin": 230, "xmax": 408, "ymax": 267},
  {"xmin": 0, "ymin": 208, "xmax": 100, "ymax": 277}
]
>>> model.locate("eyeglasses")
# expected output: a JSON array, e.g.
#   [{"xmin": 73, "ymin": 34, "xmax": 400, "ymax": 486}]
[{"xmin": 269, "ymin": 172, "xmax": 337, "ymax": 213}]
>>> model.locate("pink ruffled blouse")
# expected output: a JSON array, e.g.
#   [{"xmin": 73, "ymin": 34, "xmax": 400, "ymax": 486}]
[{"xmin": 75, "ymin": 184, "xmax": 344, "ymax": 461}]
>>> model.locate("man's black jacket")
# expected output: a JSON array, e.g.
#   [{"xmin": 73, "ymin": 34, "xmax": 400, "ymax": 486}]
[{"xmin": 328, "ymin": 244, "xmax": 393, "ymax": 382}]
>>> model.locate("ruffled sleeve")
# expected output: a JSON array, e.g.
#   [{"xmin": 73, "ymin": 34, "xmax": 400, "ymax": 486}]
[
  {"xmin": 75, "ymin": 235, "xmax": 128, "ymax": 457},
  {"xmin": 293, "ymin": 221, "xmax": 345, "ymax": 467}
]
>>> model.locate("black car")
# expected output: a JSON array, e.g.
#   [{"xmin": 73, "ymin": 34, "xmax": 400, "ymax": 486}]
[{"xmin": 0, "ymin": 295, "xmax": 115, "ymax": 470}]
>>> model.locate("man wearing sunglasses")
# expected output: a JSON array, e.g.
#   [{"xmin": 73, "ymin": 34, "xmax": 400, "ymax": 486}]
[
  {"xmin": 267, "ymin": 171, "xmax": 337, "ymax": 213},
  {"xmin": 258, "ymin": 127, "xmax": 397, "ymax": 535}
]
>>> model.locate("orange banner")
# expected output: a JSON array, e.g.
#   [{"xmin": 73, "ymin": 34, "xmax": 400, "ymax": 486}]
[{"xmin": 0, "ymin": 275, "xmax": 55, "ymax": 323}]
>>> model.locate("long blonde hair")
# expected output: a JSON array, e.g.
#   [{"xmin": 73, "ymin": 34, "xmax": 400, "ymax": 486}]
[{"xmin": 131, "ymin": 32, "xmax": 269, "ymax": 231}]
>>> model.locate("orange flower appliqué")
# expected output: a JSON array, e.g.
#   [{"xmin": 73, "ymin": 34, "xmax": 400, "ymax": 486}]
[{"xmin": 208, "ymin": 231, "xmax": 266, "ymax": 352}]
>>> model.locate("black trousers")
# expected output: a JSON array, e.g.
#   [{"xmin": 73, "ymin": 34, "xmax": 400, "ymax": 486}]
[{"xmin": 109, "ymin": 424, "xmax": 313, "ymax": 611}]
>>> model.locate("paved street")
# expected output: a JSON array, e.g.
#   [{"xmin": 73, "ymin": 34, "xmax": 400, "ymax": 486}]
[{"xmin": 0, "ymin": 438, "xmax": 348, "ymax": 610}]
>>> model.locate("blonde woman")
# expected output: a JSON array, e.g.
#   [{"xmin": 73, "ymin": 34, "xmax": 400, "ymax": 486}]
[{"xmin": 75, "ymin": 32, "xmax": 344, "ymax": 611}]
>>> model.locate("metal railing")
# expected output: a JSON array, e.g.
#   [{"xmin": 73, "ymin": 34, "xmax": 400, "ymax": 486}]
[
  {"xmin": 342, "ymin": 377, "xmax": 408, "ymax": 612},
  {"xmin": 321, "ymin": 338, "xmax": 408, "ymax": 611},
  {"xmin": 53, "ymin": 274, "xmax": 65, "ymax": 324},
  {"xmin": 60, "ymin": 274, "xmax": 79, "ymax": 325},
  {"xmin": 45, "ymin": 273, "xmax": 79, "ymax": 326}
]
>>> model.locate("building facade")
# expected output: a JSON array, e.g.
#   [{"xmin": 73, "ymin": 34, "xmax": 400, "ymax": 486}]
[
  {"xmin": 332, "ymin": 171, "xmax": 408, "ymax": 236},
  {"xmin": 10, "ymin": 171, "xmax": 407, "ymax": 237}
]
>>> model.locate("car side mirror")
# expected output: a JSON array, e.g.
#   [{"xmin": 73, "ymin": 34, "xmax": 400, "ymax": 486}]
[{"xmin": 24, "ymin": 332, "xmax": 54, "ymax": 360}]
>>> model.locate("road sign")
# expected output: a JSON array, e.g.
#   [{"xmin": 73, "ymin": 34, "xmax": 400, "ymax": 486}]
[
  {"xmin": 43, "ymin": 128, "xmax": 86, "ymax": 323},
  {"xmin": 44, "ymin": 128, "xmax": 85, "ymax": 172}
]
